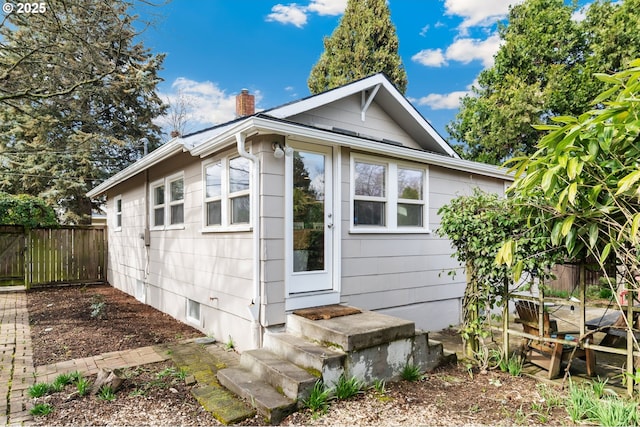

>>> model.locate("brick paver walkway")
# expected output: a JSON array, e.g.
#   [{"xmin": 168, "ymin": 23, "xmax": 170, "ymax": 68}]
[
  {"xmin": 0, "ymin": 289, "xmax": 177, "ymax": 426},
  {"xmin": 0, "ymin": 289, "xmax": 34, "ymax": 425},
  {"xmin": 0, "ymin": 288, "xmax": 249, "ymax": 425}
]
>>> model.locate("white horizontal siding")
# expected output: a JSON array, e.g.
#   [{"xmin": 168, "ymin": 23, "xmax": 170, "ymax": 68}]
[
  {"xmin": 339, "ymin": 150, "xmax": 507, "ymax": 331},
  {"xmin": 104, "ymin": 147, "xmax": 257, "ymax": 351}
]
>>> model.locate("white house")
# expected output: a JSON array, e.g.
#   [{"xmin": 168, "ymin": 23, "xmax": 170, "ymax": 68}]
[{"xmin": 87, "ymin": 74, "xmax": 512, "ymax": 352}]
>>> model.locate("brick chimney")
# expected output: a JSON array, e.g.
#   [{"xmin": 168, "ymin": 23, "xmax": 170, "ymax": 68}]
[{"xmin": 236, "ymin": 89, "xmax": 255, "ymax": 117}]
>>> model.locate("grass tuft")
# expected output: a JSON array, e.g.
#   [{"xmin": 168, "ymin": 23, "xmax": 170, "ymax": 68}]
[{"xmin": 400, "ymin": 363, "xmax": 422, "ymax": 381}]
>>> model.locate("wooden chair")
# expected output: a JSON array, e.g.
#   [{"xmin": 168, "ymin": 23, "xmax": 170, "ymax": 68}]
[{"xmin": 514, "ymin": 300, "xmax": 595, "ymax": 379}]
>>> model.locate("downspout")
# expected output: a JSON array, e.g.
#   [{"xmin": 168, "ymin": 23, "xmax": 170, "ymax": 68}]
[{"xmin": 235, "ymin": 132, "xmax": 262, "ymax": 349}]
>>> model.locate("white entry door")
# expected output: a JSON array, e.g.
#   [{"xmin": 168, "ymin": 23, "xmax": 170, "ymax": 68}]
[{"xmin": 286, "ymin": 143, "xmax": 334, "ymax": 295}]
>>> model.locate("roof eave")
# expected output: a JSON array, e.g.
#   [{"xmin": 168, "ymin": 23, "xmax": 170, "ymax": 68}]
[
  {"xmin": 215, "ymin": 116, "xmax": 512, "ymax": 181},
  {"xmin": 87, "ymin": 138, "xmax": 185, "ymax": 198}
]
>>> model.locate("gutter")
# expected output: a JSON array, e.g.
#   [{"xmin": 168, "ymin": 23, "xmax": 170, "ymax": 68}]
[{"xmin": 235, "ymin": 132, "xmax": 262, "ymax": 349}]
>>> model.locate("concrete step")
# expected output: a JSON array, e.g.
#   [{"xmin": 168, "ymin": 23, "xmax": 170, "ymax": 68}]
[
  {"xmin": 241, "ymin": 349, "xmax": 318, "ymax": 401},
  {"xmin": 287, "ymin": 310, "xmax": 416, "ymax": 352},
  {"xmin": 217, "ymin": 367, "xmax": 295, "ymax": 425},
  {"xmin": 428, "ymin": 339, "xmax": 458, "ymax": 365},
  {"xmin": 263, "ymin": 331, "xmax": 345, "ymax": 387}
]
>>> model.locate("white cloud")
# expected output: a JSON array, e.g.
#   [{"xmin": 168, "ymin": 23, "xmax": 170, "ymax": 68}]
[
  {"xmin": 413, "ymin": 33, "xmax": 502, "ymax": 69},
  {"xmin": 414, "ymin": 81, "xmax": 477, "ymax": 110},
  {"xmin": 266, "ymin": 4, "xmax": 308, "ymax": 28},
  {"xmin": 411, "ymin": 49, "xmax": 447, "ymax": 67},
  {"xmin": 444, "ymin": 0, "xmax": 523, "ymax": 32},
  {"xmin": 445, "ymin": 33, "xmax": 502, "ymax": 67},
  {"xmin": 307, "ymin": 0, "xmax": 347, "ymax": 16},
  {"xmin": 415, "ymin": 91, "xmax": 469, "ymax": 110},
  {"xmin": 267, "ymin": 0, "xmax": 346, "ymax": 27},
  {"xmin": 156, "ymin": 78, "xmax": 263, "ymax": 135}
]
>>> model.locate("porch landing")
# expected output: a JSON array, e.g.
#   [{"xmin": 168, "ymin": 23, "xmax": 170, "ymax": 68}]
[{"xmin": 218, "ymin": 306, "xmax": 455, "ymax": 423}]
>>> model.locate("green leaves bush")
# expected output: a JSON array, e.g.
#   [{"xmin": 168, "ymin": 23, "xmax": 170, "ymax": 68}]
[
  {"xmin": 438, "ymin": 189, "xmax": 562, "ymax": 355},
  {"xmin": 0, "ymin": 192, "xmax": 58, "ymax": 228}
]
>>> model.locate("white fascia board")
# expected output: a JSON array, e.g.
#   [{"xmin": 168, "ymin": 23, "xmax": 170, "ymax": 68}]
[
  {"xmin": 195, "ymin": 116, "xmax": 512, "ymax": 181},
  {"xmin": 188, "ymin": 118, "xmax": 254, "ymax": 158},
  {"xmin": 87, "ymin": 139, "xmax": 186, "ymax": 198},
  {"xmin": 268, "ymin": 74, "xmax": 390, "ymax": 119}
]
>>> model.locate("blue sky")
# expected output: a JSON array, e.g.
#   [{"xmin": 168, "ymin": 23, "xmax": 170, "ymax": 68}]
[{"xmin": 140, "ymin": 0, "xmax": 588, "ymax": 141}]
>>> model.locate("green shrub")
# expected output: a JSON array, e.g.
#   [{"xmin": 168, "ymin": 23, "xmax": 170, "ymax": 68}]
[{"xmin": 0, "ymin": 192, "xmax": 58, "ymax": 228}]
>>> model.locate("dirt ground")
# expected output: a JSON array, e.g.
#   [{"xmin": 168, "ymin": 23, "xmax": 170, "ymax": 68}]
[{"xmin": 26, "ymin": 284, "xmax": 577, "ymax": 426}]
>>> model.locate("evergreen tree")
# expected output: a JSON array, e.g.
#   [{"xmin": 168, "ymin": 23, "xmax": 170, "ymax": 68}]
[
  {"xmin": 308, "ymin": 0, "xmax": 407, "ymax": 94},
  {"xmin": 0, "ymin": 0, "xmax": 166, "ymax": 224}
]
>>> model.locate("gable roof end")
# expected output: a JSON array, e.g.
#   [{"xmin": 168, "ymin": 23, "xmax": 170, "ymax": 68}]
[{"xmin": 265, "ymin": 73, "xmax": 459, "ymax": 158}]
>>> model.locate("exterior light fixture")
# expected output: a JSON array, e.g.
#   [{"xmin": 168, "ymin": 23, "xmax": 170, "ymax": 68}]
[{"xmin": 272, "ymin": 142, "xmax": 292, "ymax": 158}]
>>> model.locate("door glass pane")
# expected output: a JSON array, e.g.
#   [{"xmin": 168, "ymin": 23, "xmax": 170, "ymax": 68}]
[{"xmin": 292, "ymin": 151, "xmax": 325, "ymax": 272}]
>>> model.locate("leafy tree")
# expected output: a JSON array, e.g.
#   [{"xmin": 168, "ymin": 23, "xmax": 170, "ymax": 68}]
[
  {"xmin": 499, "ymin": 59, "xmax": 640, "ymax": 300},
  {"xmin": 438, "ymin": 189, "xmax": 561, "ymax": 357},
  {"xmin": 447, "ymin": 0, "xmax": 587, "ymax": 164},
  {"xmin": 0, "ymin": 0, "xmax": 166, "ymax": 224},
  {"xmin": 0, "ymin": 192, "xmax": 58, "ymax": 228},
  {"xmin": 448, "ymin": 0, "xmax": 640, "ymax": 165},
  {"xmin": 307, "ymin": 0, "xmax": 407, "ymax": 94}
]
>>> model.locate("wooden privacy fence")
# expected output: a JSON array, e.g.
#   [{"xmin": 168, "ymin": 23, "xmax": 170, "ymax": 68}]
[{"xmin": 0, "ymin": 225, "xmax": 107, "ymax": 288}]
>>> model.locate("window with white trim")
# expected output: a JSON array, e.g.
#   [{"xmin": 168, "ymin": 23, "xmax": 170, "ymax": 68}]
[
  {"xmin": 229, "ymin": 157, "xmax": 250, "ymax": 224},
  {"xmin": 186, "ymin": 298, "xmax": 201, "ymax": 325},
  {"xmin": 351, "ymin": 155, "xmax": 428, "ymax": 232},
  {"xmin": 114, "ymin": 195, "xmax": 122, "ymax": 230},
  {"xmin": 397, "ymin": 167, "xmax": 424, "ymax": 227},
  {"xmin": 169, "ymin": 176, "xmax": 184, "ymax": 225},
  {"xmin": 150, "ymin": 173, "xmax": 185, "ymax": 230},
  {"xmin": 203, "ymin": 155, "xmax": 251, "ymax": 230},
  {"xmin": 354, "ymin": 161, "xmax": 387, "ymax": 226},
  {"xmin": 151, "ymin": 181, "xmax": 165, "ymax": 228}
]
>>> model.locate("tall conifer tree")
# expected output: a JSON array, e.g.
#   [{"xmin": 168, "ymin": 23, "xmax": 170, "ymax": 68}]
[
  {"xmin": 0, "ymin": 0, "xmax": 166, "ymax": 223},
  {"xmin": 308, "ymin": 0, "xmax": 407, "ymax": 94}
]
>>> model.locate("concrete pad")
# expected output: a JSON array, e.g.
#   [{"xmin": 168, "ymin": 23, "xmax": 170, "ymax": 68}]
[{"xmin": 288, "ymin": 310, "xmax": 416, "ymax": 352}]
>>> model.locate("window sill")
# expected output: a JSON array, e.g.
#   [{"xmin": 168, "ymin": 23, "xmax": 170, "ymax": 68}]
[
  {"xmin": 150, "ymin": 225, "xmax": 185, "ymax": 231},
  {"xmin": 200, "ymin": 225, "xmax": 252, "ymax": 233},
  {"xmin": 349, "ymin": 227, "xmax": 432, "ymax": 234},
  {"xmin": 166, "ymin": 224, "xmax": 185, "ymax": 230}
]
